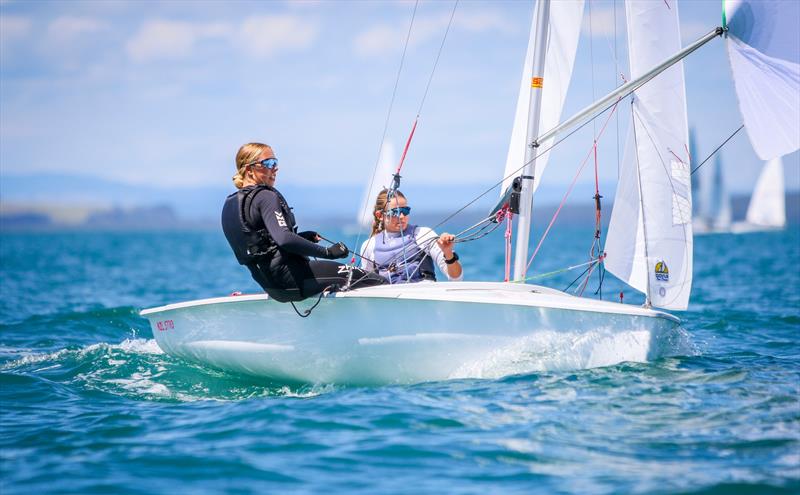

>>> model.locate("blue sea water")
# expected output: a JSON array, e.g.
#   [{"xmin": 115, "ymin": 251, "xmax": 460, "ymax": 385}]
[{"xmin": 1, "ymin": 225, "xmax": 798, "ymax": 494}]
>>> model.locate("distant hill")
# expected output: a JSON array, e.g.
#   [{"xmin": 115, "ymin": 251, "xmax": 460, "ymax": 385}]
[
  {"xmin": 1, "ymin": 172, "xmax": 797, "ymax": 231},
  {"xmin": 0, "ymin": 172, "xmax": 613, "ymax": 225}
]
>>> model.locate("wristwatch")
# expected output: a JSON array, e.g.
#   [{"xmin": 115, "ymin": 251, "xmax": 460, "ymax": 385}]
[{"xmin": 445, "ymin": 252, "xmax": 459, "ymax": 264}]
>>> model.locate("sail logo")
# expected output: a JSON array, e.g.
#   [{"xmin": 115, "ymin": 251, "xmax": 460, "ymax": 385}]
[
  {"xmin": 274, "ymin": 211, "xmax": 287, "ymax": 227},
  {"xmin": 654, "ymin": 260, "xmax": 669, "ymax": 282}
]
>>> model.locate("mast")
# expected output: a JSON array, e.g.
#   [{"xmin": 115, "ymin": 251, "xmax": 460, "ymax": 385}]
[{"xmin": 513, "ymin": 0, "xmax": 551, "ymax": 281}]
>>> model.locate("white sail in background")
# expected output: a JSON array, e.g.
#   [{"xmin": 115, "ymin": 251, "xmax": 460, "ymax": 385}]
[
  {"xmin": 500, "ymin": 0, "xmax": 584, "ymax": 198},
  {"xmin": 745, "ymin": 156, "xmax": 786, "ymax": 228},
  {"xmin": 358, "ymin": 141, "xmax": 396, "ymax": 228},
  {"xmin": 710, "ymin": 155, "xmax": 732, "ymax": 230},
  {"xmin": 605, "ymin": 0, "xmax": 692, "ymax": 310},
  {"xmin": 725, "ymin": 0, "xmax": 800, "ymax": 160}
]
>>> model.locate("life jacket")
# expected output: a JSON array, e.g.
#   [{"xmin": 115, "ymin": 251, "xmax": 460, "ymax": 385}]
[
  {"xmin": 372, "ymin": 225, "xmax": 437, "ymax": 283},
  {"xmin": 221, "ymin": 185, "xmax": 294, "ymax": 266}
]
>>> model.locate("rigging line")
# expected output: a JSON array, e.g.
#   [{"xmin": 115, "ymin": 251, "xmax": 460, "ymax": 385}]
[
  {"xmin": 518, "ymin": 257, "xmax": 600, "ymax": 282},
  {"xmin": 290, "ymin": 287, "xmax": 329, "ymax": 318},
  {"xmin": 392, "ymin": 0, "xmax": 459, "ymax": 179},
  {"xmin": 416, "ymin": 0, "xmax": 459, "ymax": 117},
  {"xmin": 691, "ymin": 124, "xmax": 745, "ymax": 176},
  {"xmin": 614, "ymin": 0, "xmax": 621, "ymax": 182},
  {"xmin": 432, "ymin": 23, "xmax": 687, "ymax": 236},
  {"xmin": 563, "ymin": 263, "xmax": 593, "ymax": 293},
  {"xmin": 431, "ymin": 96, "xmax": 621, "ymax": 231},
  {"xmin": 352, "ymin": 0, "xmax": 420, "ymax": 264},
  {"xmin": 588, "ymin": 0, "xmax": 597, "ymax": 138},
  {"xmin": 630, "ymin": 102, "xmax": 652, "ymax": 307},
  {"xmin": 318, "ymin": 234, "xmax": 379, "ymax": 266},
  {"xmin": 524, "ymin": 100, "xmax": 621, "ymax": 273}
]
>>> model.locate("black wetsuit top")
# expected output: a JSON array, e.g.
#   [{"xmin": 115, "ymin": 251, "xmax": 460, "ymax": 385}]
[{"xmin": 221, "ymin": 185, "xmax": 385, "ymax": 302}]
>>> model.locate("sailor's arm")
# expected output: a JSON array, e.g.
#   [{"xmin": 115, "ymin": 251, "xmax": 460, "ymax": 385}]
[
  {"xmin": 436, "ymin": 232, "xmax": 462, "ymax": 280},
  {"xmin": 254, "ymin": 192, "xmax": 330, "ymax": 258},
  {"xmin": 418, "ymin": 227, "xmax": 463, "ymax": 281}
]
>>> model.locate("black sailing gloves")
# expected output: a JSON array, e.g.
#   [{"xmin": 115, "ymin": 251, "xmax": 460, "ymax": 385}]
[
  {"xmin": 298, "ymin": 231, "xmax": 321, "ymax": 242},
  {"xmin": 325, "ymin": 242, "xmax": 349, "ymax": 260}
]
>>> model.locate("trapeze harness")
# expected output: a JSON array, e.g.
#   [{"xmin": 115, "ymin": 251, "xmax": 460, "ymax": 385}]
[
  {"xmin": 372, "ymin": 226, "xmax": 437, "ymax": 284},
  {"xmin": 221, "ymin": 185, "xmax": 385, "ymax": 303}
]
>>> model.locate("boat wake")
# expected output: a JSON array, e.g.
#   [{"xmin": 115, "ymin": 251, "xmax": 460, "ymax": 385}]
[
  {"xmin": 450, "ymin": 325, "xmax": 695, "ymax": 380},
  {"xmin": 2, "ymin": 323, "xmax": 695, "ymax": 392},
  {"xmin": 1, "ymin": 339, "xmax": 336, "ymax": 402}
]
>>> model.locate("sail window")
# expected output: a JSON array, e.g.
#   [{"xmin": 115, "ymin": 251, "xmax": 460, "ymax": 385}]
[{"xmin": 671, "ymin": 160, "xmax": 691, "ymax": 225}]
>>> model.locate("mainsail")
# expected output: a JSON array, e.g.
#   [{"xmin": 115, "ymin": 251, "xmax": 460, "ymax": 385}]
[
  {"xmin": 605, "ymin": 0, "xmax": 692, "ymax": 310},
  {"xmin": 745, "ymin": 156, "xmax": 786, "ymax": 228},
  {"xmin": 499, "ymin": 0, "xmax": 584, "ymax": 198},
  {"xmin": 725, "ymin": 0, "xmax": 800, "ymax": 160}
]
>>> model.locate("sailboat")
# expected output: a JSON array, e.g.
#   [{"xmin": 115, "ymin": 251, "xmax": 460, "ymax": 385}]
[
  {"xmin": 693, "ymin": 153, "xmax": 733, "ymax": 235},
  {"xmin": 731, "ymin": 156, "xmax": 787, "ymax": 233},
  {"xmin": 140, "ymin": 0, "xmax": 799, "ymax": 385}
]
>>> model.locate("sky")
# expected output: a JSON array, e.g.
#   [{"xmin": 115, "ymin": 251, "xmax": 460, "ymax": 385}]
[{"xmin": 1, "ymin": 0, "xmax": 798, "ymax": 213}]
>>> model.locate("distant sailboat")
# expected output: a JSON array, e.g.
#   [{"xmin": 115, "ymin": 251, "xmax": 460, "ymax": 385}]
[
  {"xmin": 694, "ymin": 152, "xmax": 732, "ymax": 235},
  {"xmin": 357, "ymin": 141, "xmax": 396, "ymax": 228},
  {"xmin": 731, "ymin": 156, "xmax": 786, "ymax": 233}
]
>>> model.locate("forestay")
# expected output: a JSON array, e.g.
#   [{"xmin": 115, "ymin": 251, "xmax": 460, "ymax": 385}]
[
  {"xmin": 499, "ymin": 0, "xmax": 584, "ymax": 198},
  {"xmin": 724, "ymin": 0, "xmax": 800, "ymax": 160},
  {"xmin": 605, "ymin": 0, "xmax": 692, "ymax": 310}
]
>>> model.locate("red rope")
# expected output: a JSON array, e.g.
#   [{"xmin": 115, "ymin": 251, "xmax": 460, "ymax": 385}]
[
  {"xmin": 525, "ymin": 99, "xmax": 621, "ymax": 272},
  {"xmin": 396, "ymin": 116, "xmax": 419, "ymax": 175},
  {"xmin": 504, "ymin": 210, "xmax": 513, "ymax": 282}
]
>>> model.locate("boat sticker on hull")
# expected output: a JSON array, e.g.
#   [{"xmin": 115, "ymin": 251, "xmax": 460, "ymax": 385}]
[{"xmin": 156, "ymin": 319, "xmax": 174, "ymax": 332}]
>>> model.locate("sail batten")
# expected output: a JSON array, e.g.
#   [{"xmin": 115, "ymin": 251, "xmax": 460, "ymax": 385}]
[{"xmin": 605, "ymin": 0, "xmax": 692, "ymax": 310}]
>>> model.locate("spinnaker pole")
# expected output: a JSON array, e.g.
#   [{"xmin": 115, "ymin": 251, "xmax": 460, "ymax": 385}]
[{"xmin": 493, "ymin": 27, "xmax": 723, "ymax": 220}]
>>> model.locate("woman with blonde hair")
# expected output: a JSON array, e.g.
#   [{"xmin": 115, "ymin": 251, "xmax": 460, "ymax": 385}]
[
  {"xmin": 359, "ymin": 189, "xmax": 463, "ymax": 284},
  {"xmin": 221, "ymin": 142, "xmax": 385, "ymax": 302}
]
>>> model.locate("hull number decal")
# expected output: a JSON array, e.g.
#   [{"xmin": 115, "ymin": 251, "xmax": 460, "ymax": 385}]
[{"xmin": 156, "ymin": 319, "xmax": 174, "ymax": 332}]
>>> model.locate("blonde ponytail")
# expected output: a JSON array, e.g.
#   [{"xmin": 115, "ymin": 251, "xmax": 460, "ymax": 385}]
[
  {"xmin": 233, "ymin": 142, "xmax": 273, "ymax": 189},
  {"xmin": 370, "ymin": 188, "xmax": 405, "ymax": 237}
]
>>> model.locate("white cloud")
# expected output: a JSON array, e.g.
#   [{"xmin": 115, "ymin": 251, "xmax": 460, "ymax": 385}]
[
  {"xmin": 455, "ymin": 10, "xmax": 514, "ymax": 34},
  {"xmin": 47, "ymin": 16, "xmax": 109, "ymax": 44},
  {"xmin": 353, "ymin": 9, "xmax": 514, "ymax": 58},
  {"xmin": 126, "ymin": 20, "xmax": 232, "ymax": 62},
  {"xmin": 0, "ymin": 15, "xmax": 31, "ymax": 43},
  {"xmin": 354, "ymin": 24, "xmax": 402, "ymax": 57},
  {"xmin": 126, "ymin": 15, "xmax": 316, "ymax": 62},
  {"xmin": 237, "ymin": 15, "xmax": 317, "ymax": 58},
  {"xmin": 127, "ymin": 20, "xmax": 199, "ymax": 61}
]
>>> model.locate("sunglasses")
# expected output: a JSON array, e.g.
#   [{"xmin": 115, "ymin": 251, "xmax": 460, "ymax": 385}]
[
  {"xmin": 248, "ymin": 158, "xmax": 279, "ymax": 170},
  {"xmin": 385, "ymin": 206, "xmax": 411, "ymax": 217}
]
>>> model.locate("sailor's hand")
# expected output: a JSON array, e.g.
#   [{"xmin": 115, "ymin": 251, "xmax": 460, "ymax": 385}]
[
  {"xmin": 437, "ymin": 233, "xmax": 456, "ymax": 256},
  {"xmin": 325, "ymin": 242, "xmax": 349, "ymax": 259},
  {"xmin": 299, "ymin": 230, "xmax": 321, "ymax": 242}
]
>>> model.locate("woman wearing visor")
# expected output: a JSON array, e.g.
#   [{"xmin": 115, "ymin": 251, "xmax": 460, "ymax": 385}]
[
  {"xmin": 221, "ymin": 142, "xmax": 386, "ymax": 302},
  {"xmin": 359, "ymin": 189, "xmax": 463, "ymax": 284}
]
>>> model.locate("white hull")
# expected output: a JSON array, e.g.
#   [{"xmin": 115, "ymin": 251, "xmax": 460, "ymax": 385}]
[{"xmin": 141, "ymin": 282, "xmax": 681, "ymax": 385}]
